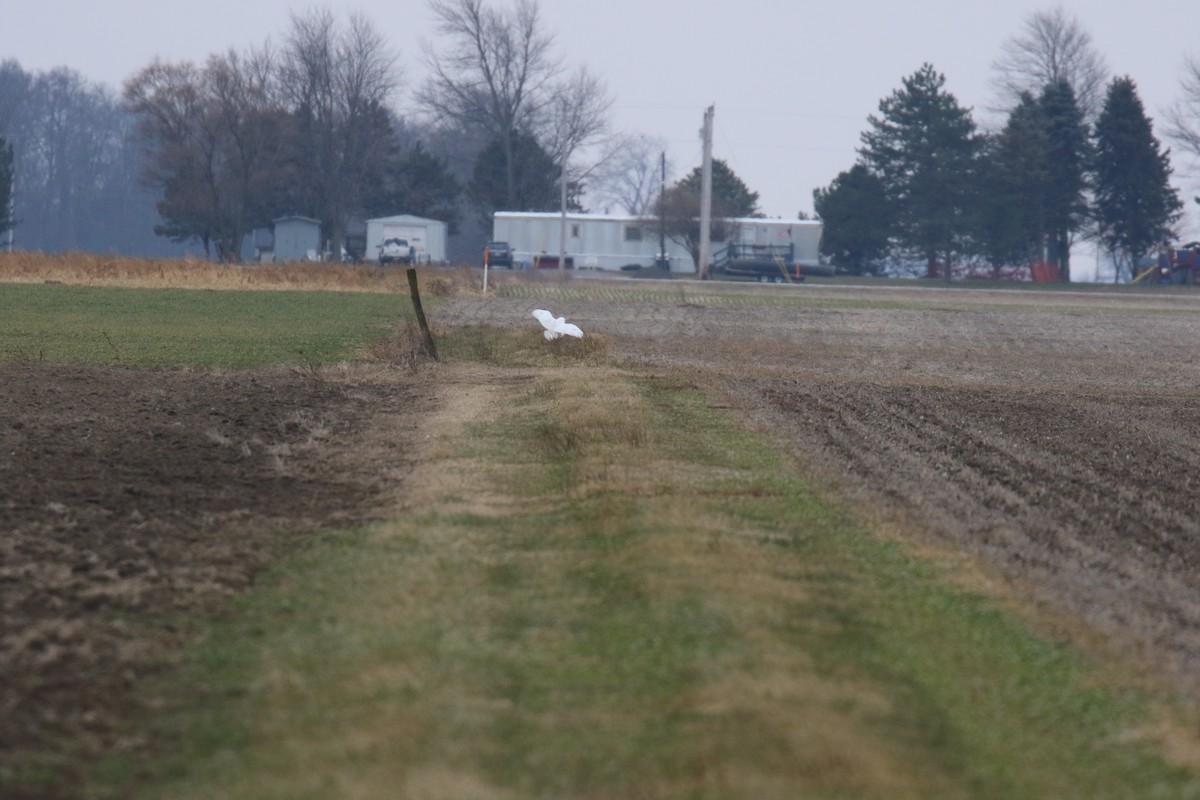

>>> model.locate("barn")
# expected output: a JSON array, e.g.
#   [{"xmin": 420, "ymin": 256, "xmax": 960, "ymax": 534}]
[
  {"xmin": 365, "ymin": 215, "xmax": 448, "ymax": 264},
  {"xmin": 491, "ymin": 212, "xmax": 822, "ymax": 274}
]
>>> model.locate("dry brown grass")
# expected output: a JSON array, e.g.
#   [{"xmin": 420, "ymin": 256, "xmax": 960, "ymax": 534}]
[{"xmin": 0, "ymin": 251, "xmax": 485, "ymax": 295}]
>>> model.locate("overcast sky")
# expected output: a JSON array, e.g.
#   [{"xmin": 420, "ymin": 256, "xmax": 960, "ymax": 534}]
[{"xmin": 3, "ymin": 0, "xmax": 1198, "ymax": 239}]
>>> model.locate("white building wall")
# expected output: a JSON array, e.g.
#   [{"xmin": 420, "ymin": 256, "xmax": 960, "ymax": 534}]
[
  {"xmin": 365, "ymin": 215, "xmax": 448, "ymax": 263},
  {"xmin": 493, "ymin": 212, "xmax": 821, "ymax": 272}
]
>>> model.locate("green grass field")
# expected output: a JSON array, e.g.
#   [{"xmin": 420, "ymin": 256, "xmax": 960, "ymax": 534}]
[
  {"xmin": 5, "ymin": 278, "xmax": 1199, "ymax": 798},
  {"xmin": 0, "ymin": 283, "xmax": 411, "ymax": 366}
]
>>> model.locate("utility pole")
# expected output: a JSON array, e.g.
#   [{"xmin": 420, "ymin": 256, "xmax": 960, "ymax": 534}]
[
  {"xmin": 658, "ymin": 151, "xmax": 667, "ymax": 270},
  {"xmin": 698, "ymin": 104, "xmax": 715, "ymax": 280},
  {"xmin": 559, "ymin": 164, "xmax": 568, "ymax": 271}
]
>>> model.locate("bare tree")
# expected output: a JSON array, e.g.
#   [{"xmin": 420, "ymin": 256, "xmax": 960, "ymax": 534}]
[
  {"xmin": 589, "ymin": 133, "xmax": 670, "ymax": 216},
  {"xmin": 990, "ymin": 7, "xmax": 1108, "ymax": 120},
  {"xmin": 0, "ymin": 61, "xmax": 188, "ymax": 256},
  {"xmin": 205, "ymin": 47, "xmax": 292, "ymax": 247},
  {"xmin": 653, "ymin": 183, "xmax": 739, "ymax": 273},
  {"xmin": 548, "ymin": 65, "xmax": 614, "ymax": 216},
  {"xmin": 126, "ymin": 48, "xmax": 289, "ymax": 260},
  {"xmin": 0, "ymin": 60, "xmax": 31, "ymax": 135},
  {"xmin": 541, "ymin": 65, "xmax": 612, "ymax": 165},
  {"xmin": 23, "ymin": 70, "xmax": 119, "ymax": 237},
  {"xmin": 280, "ymin": 8, "xmax": 401, "ymax": 256},
  {"xmin": 420, "ymin": 0, "xmax": 553, "ymax": 134},
  {"xmin": 420, "ymin": 0, "xmax": 610, "ymax": 214},
  {"xmin": 1165, "ymin": 54, "xmax": 1200, "ymax": 177},
  {"xmin": 421, "ymin": 0, "xmax": 553, "ymax": 210},
  {"xmin": 125, "ymin": 60, "xmax": 218, "ymax": 254}
]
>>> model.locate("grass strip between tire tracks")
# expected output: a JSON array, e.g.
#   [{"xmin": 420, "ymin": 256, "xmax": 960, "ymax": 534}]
[{"xmin": 112, "ymin": 358, "xmax": 1200, "ymax": 799}]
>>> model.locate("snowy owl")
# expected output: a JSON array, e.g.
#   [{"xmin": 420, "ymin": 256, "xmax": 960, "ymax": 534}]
[{"xmin": 531, "ymin": 309, "xmax": 583, "ymax": 340}]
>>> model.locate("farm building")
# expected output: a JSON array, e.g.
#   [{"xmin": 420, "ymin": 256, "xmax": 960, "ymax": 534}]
[
  {"xmin": 365, "ymin": 215, "xmax": 447, "ymax": 264},
  {"xmin": 492, "ymin": 212, "xmax": 823, "ymax": 276},
  {"xmin": 271, "ymin": 216, "xmax": 321, "ymax": 262}
]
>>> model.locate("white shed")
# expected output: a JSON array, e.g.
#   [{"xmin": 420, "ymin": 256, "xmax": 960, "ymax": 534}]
[
  {"xmin": 492, "ymin": 212, "xmax": 822, "ymax": 274},
  {"xmin": 365, "ymin": 214, "xmax": 448, "ymax": 264}
]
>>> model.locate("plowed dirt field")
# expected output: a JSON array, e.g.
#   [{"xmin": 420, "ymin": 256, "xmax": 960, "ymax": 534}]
[
  {"xmin": 449, "ymin": 278, "xmax": 1200, "ymax": 692},
  {"xmin": 1, "ymin": 363, "xmax": 433, "ymax": 796}
]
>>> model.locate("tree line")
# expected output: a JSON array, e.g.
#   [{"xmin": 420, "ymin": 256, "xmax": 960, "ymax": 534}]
[
  {"xmin": 0, "ymin": 60, "xmax": 179, "ymax": 255},
  {"xmin": 2, "ymin": 4, "xmax": 1200, "ymax": 271},
  {"xmin": 815, "ymin": 9, "xmax": 1195, "ymax": 282},
  {"xmin": 121, "ymin": 2, "xmax": 616, "ymax": 262},
  {"xmin": 0, "ymin": 0, "xmax": 620, "ymax": 262}
]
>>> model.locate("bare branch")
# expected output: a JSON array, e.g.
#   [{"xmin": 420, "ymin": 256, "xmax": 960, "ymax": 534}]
[
  {"xmin": 420, "ymin": 0, "xmax": 613, "ymax": 214},
  {"xmin": 1165, "ymin": 54, "xmax": 1200, "ymax": 175},
  {"xmin": 588, "ymin": 133, "xmax": 670, "ymax": 215},
  {"xmin": 990, "ymin": 6, "xmax": 1108, "ymax": 120},
  {"xmin": 541, "ymin": 65, "xmax": 612, "ymax": 165},
  {"xmin": 338, "ymin": 11, "xmax": 402, "ymax": 114},
  {"xmin": 278, "ymin": 8, "xmax": 402, "ymax": 251},
  {"xmin": 419, "ymin": 0, "xmax": 556, "ymax": 137}
]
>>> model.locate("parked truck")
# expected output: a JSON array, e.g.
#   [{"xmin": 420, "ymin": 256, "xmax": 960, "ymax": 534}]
[{"xmin": 365, "ymin": 214, "xmax": 447, "ymax": 264}]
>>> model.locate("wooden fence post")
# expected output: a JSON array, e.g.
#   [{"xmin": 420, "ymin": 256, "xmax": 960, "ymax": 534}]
[{"xmin": 406, "ymin": 267, "xmax": 439, "ymax": 361}]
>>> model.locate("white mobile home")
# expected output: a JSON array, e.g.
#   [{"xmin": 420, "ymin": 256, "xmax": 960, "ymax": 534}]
[
  {"xmin": 365, "ymin": 214, "xmax": 448, "ymax": 264},
  {"xmin": 492, "ymin": 212, "xmax": 822, "ymax": 274}
]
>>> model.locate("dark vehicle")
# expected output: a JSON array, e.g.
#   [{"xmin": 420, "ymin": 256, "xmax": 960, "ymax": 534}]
[
  {"xmin": 711, "ymin": 243, "xmax": 804, "ymax": 284},
  {"xmin": 484, "ymin": 241, "xmax": 514, "ymax": 269}
]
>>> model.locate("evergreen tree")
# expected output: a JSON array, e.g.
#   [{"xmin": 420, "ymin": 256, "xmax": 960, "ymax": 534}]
[
  {"xmin": 812, "ymin": 163, "xmax": 891, "ymax": 275},
  {"xmin": 977, "ymin": 81, "xmax": 1089, "ymax": 280},
  {"xmin": 375, "ymin": 143, "xmax": 462, "ymax": 233},
  {"xmin": 676, "ymin": 158, "xmax": 760, "ymax": 218},
  {"xmin": 1039, "ymin": 79, "xmax": 1091, "ymax": 281},
  {"xmin": 0, "ymin": 137, "xmax": 13, "ymax": 243},
  {"xmin": 859, "ymin": 64, "xmax": 983, "ymax": 281},
  {"xmin": 469, "ymin": 130, "xmax": 566, "ymax": 222},
  {"xmin": 1093, "ymin": 76, "xmax": 1182, "ymax": 281},
  {"xmin": 978, "ymin": 93, "xmax": 1050, "ymax": 271}
]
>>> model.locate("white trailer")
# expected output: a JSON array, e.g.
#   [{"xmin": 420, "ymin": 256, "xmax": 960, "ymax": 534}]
[
  {"xmin": 365, "ymin": 214, "xmax": 447, "ymax": 264},
  {"xmin": 492, "ymin": 212, "xmax": 821, "ymax": 274}
]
